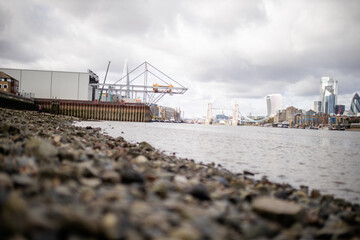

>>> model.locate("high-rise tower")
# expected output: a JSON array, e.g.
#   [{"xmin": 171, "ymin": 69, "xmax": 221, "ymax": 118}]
[
  {"xmin": 266, "ymin": 94, "xmax": 282, "ymax": 117},
  {"xmin": 319, "ymin": 77, "xmax": 338, "ymax": 114},
  {"xmin": 350, "ymin": 93, "xmax": 360, "ymax": 115}
]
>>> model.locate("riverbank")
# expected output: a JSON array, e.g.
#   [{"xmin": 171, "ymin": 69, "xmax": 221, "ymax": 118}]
[{"xmin": 0, "ymin": 108, "xmax": 359, "ymax": 239}]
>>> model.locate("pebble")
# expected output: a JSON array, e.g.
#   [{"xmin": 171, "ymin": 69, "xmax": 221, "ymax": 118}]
[
  {"xmin": 252, "ymin": 196, "xmax": 304, "ymax": 225},
  {"xmin": 189, "ymin": 184, "xmax": 211, "ymax": 201},
  {"xmin": 0, "ymin": 107, "xmax": 359, "ymax": 239}
]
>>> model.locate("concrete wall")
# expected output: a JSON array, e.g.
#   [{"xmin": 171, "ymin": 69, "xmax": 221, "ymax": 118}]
[{"xmin": 0, "ymin": 68, "xmax": 90, "ymax": 100}]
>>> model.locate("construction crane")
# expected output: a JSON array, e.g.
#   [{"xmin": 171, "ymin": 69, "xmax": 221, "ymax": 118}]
[
  {"xmin": 98, "ymin": 61, "xmax": 111, "ymax": 101},
  {"xmin": 91, "ymin": 61, "xmax": 187, "ymax": 105}
]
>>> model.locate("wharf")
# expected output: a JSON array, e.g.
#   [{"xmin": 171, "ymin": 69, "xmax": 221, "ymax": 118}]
[{"xmin": 35, "ymin": 99, "xmax": 152, "ymax": 122}]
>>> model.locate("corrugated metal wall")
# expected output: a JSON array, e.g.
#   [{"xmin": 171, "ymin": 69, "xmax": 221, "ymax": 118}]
[{"xmin": 0, "ymin": 68, "xmax": 90, "ymax": 100}]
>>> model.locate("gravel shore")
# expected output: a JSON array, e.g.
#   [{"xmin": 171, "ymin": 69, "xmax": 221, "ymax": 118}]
[{"xmin": 0, "ymin": 108, "xmax": 359, "ymax": 240}]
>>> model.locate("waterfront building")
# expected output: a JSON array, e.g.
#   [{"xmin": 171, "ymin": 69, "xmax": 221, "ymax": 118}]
[
  {"xmin": 350, "ymin": 93, "xmax": 360, "ymax": 115},
  {"xmin": 319, "ymin": 77, "xmax": 338, "ymax": 113},
  {"xmin": 285, "ymin": 106, "xmax": 301, "ymax": 126},
  {"xmin": 274, "ymin": 109, "xmax": 286, "ymax": 123},
  {"xmin": 313, "ymin": 101, "xmax": 322, "ymax": 113},
  {"xmin": 294, "ymin": 111, "xmax": 328, "ymax": 127},
  {"xmin": 334, "ymin": 105, "xmax": 345, "ymax": 115},
  {"xmin": 266, "ymin": 94, "xmax": 282, "ymax": 117}
]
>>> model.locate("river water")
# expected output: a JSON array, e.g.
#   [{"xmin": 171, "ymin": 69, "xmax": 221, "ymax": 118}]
[{"xmin": 75, "ymin": 121, "xmax": 360, "ymax": 204}]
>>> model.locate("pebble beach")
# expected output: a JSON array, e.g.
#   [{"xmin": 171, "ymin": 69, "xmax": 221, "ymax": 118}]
[{"xmin": 0, "ymin": 108, "xmax": 359, "ymax": 240}]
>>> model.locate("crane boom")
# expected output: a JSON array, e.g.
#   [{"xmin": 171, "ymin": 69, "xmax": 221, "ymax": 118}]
[{"xmin": 99, "ymin": 61, "xmax": 111, "ymax": 101}]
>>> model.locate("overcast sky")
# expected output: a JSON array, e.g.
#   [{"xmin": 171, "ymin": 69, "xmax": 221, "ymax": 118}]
[{"xmin": 1, "ymin": 0, "xmax": 359, "ymax": 117}]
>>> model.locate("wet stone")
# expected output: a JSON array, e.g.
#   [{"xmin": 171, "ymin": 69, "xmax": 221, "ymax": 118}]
[
  {"xmin": 25, "ymin": 137, "xmax": 58, "ymax": 160},
  {"xmin": 0, "ymin": 173, "xmax": 13, "ymax": 189},
  {"xmin": 252, "ymin": 196, "xmax": 304, "ymax": 226},
  {"xmin": 189, "ymin": 184, "xmax": 211, "ymax": 201},
  {"xmin": 12, "ymin": 174, "xmax": 35, "ymax": 188},
  {"xmin": 102, "ymin": 170, "xmax": 120, "ymax": 183},
  {"xmin": 139, "ymin": 141, "xmax": 155, "ymax": 152},
  {"xmin": 80, "ymin": 178, "xmax": 101, "ymax": 188},
  {"xmin": 120, "ymin": 170, "xmax": 145, "ymax": 185}
]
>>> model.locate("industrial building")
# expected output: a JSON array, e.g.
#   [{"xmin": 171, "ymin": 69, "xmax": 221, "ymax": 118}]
[{"xmin": 0, "ymin": 68, "xmax": 96, "ymax": 100}]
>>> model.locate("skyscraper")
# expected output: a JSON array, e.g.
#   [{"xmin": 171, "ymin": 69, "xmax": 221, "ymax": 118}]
[
  {"xmin": 266, "ymin": 94, "xmax": 282, "ymax": 117},
  {"xmin": 324, "ymin": 90, "xmax": 335, "ymax": 114},
  {"xmin": 319, "ymin": 77, "xmax": 338, "ymax": 114},
  {"xmin": 314, "ymin": 100, "xmax": 322, "ymax": 113},
  {"xmin": 350, "ymin": 93, "xmax": 360, "ymax": 115}
]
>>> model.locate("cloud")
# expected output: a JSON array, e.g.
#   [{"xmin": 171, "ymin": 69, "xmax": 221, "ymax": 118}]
[{"xmin": 0, "ymin": 0, "xmax": 359, "ymax": 116}]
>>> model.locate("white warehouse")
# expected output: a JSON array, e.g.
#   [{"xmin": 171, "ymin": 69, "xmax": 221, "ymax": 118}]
[{"xmin": 0, "ymin": 68, "xmax": 98, "ymax": 100}]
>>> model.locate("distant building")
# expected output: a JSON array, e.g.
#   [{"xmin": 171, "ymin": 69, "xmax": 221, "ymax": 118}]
[
  {"xmin": 216, "ymin": 114, "xmax": 228, "ymax": 120},
  {"xmin": 266, "ymin": 94, "xmax": 282, "ymax": 117},
  {"xmin": 350, "ymin": 93, "xmax": 360, "ymax": 115},
  {"xmin": 313, "ymin": 100, "xmax": 322, "ymax": 113},
  {"xmin": 319, "ymin": 77, "xmax": 338, "ymax": 113},
  {"xmin": 285, "ymin": 106, "xmax": 301, "ymax": 125},
  {"xmin": 0, "ymin": 71, "xmax": 19, "ymax": 94},
  {"xmin": 274, "ymin": 109, "xmax": 286, "ymax": 123},
  {"xmin": 324, "ymin": 90, "xmax": 336, "ymax": 114},
  {"xmin": 334, "ymin": 105, "xmax": 345, "ymax": 115}
]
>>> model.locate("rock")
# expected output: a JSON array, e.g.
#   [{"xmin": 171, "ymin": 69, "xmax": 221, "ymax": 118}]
[
  {"xmin": 0, "ymin": 123, "xmax": 20, "ymax": 135},
  {"xmin": 152, "ymin": 179, "xmax": 171, "ymax": 199},
  {"xmin": 132, "ymin": 155, "xmax": 148, "ymax": 164},
  {"xmin": 80, "ymin": 178, "xmax": 101, "ymax": 188},
  {"xmin": 0, "ymin": 173, "xmax": 13, "ymax": 189},
  {"xmin": 215, "ymin": 176, "xmax": 229, "ymax": 187},
  {"xmin": 121, "ymin": 170, "xmax": 145, "ymax": 185},
  {"xmin": 139, "ymin": 141, "xmax": 155, "ymax": 152},
  {"xmin": 102, "ymin": 170, "xmax": 120, "ymax": 183},
  {"xmin": 170, "ymin": 223, "xmax": 201, "ymax": 240},
  {"xmin": 25, "ymin": 137, "xmax": 58, "ymax": 160},
  {"xmin": 252, "ymin": 196, "xmax": 304, "ymax": 226},
  {"xmin": 17, "ymin": 156, "xmax": 38, "ymax": 176},
  {"xmin": 101, "ymin": 213, "xmax": 120, "ymax": 239},
  {"xmin": 189, "ymin": 184, "xmax": 211, "ymax": 201},
  {"xmin": 0, "ymin": 192, "xmax": 29, "ymax": 234},
  {"xmin": 311, "ymin": 189, "xmax": 321, "ymax": 199},
  {"xmin": 12, "ymin": 174, "xmax": 35, "ymax": 188},
  {"xmin": 244, "ymin": 170, "xmax": 255, "ymax": 176},
  {"xmin": 174, "ymin": 175, "xmax": 189, "ymax": 190}
]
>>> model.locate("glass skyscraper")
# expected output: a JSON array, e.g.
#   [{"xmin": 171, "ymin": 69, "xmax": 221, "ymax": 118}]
[
  {"xmin": 319, "ymin": 77, "xmax": 338, "ymax": 114},
  {"xmin": 350, "ymin": 93, "xmax": 360, "ymax": 115}
]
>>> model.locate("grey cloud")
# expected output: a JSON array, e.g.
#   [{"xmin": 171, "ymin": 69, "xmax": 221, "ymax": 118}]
[{"xmin": 1, "ymin": 0, "xmax": 359, "ymax": 116}]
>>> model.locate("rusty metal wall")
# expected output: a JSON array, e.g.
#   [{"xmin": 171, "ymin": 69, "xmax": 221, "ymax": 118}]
[{"xmin": 34, "ymin": 99, "xmax": 152, "ymax": 122}]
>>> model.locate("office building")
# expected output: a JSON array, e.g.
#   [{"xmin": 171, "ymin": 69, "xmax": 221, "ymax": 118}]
[
  {"xmin": 324, "ymin": 90, "xmax": 335, "ymax": 114},
  {"xmin": 319, "ymin": 77, "xmax": 338, "ymax": 113},
  {"xmin": 266, "ymin": 94, "xmax": 282, "ymax": 117},
  {"xmin": 350, "ymin": 93, "xmax": 360, "ymax": 115},
  {"xmin": 313, "ymin": 101, "xmax": 322, "ymax": 113}
]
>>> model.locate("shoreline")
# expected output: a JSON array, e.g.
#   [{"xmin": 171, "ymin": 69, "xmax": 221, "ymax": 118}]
[{"xmin": 1, "ymin": 108, "xmax": 359, "ymax": 239}]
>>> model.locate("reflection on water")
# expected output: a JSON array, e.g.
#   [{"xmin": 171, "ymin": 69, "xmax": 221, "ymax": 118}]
[{"xmin": 76, "ymin": 121, "xmax": 360, "ymax": 204}]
